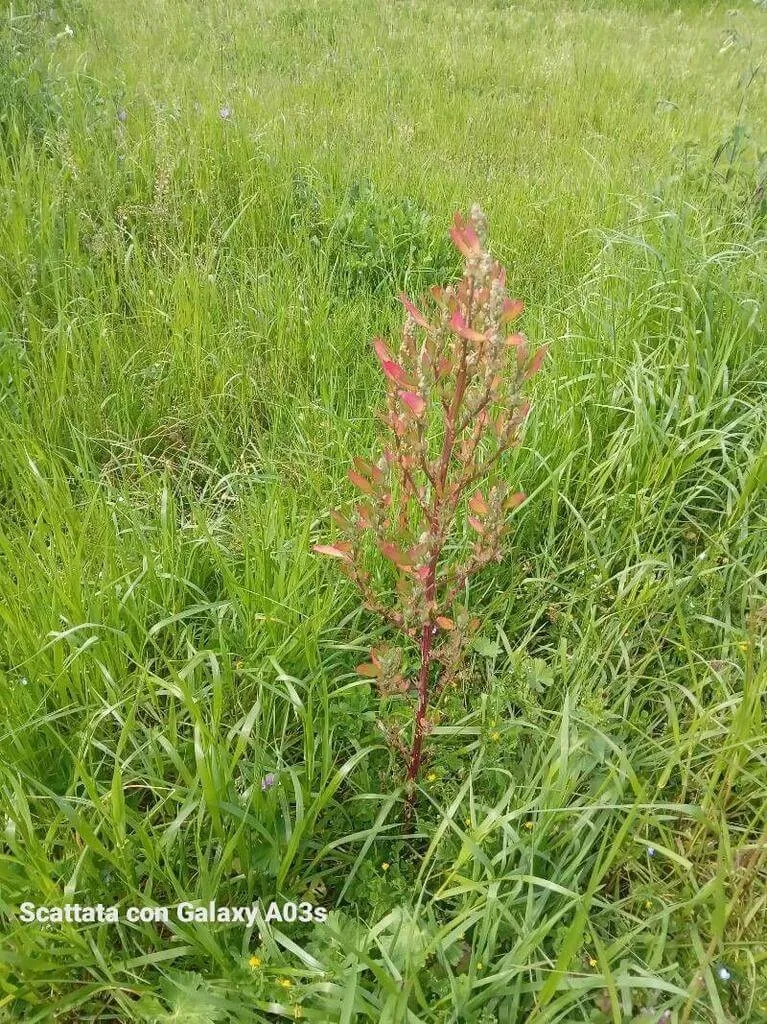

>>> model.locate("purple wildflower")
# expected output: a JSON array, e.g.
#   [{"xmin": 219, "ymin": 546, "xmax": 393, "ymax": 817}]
[{"xmin": 261, "ymin": 773, "xmax": 276, "ymax": 792}]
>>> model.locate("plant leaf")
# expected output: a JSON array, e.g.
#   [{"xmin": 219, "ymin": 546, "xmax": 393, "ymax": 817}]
[
  {"xmin": 502, "ymin": 298, "xmax": 524, "ymax": 323},
  {"xmin": 398, "ymin": 294, "xmax": 430, "ymax": 329},
  {"xmin": 356, "ymin": 663, "xmax": 380, "ymax": 678},
  {"xmin": 473, "ymin": 637, "xmax": 501, "ymax": 658},
  {"xmin": 348, "ymin": 469, "xmax": 374, "ymax": 494},
  {"xmin": 524, "ymin": 344, "xmax": 548, "ymax": 379},
  {"xmin": 449, "ymin": 212, "xmax": 480, "ymax": 257},
  {"xmin": 352, "ymin": 456, "xmax": 373, "ymax": 477},
  {"xmin": 450, "ymin": 310, "xmax": 485, "ymax": 342},
  {"xmin": 313, "ymin": 544, "xmax": 351, "ymax": 560},
  {"xmin": 379, "ymin": 542, "xmax": 412, "ymax": 568},
  {"xmin": 469, "ymin": 491, "xmax": 489, "ymax": 515},
  {"xmin": 400, "ymin": 391, "xmax": 425, "ymax": 416},
  {"xmin": 330, "ymin": 510, "xmax": 351, "ymax": 530},
  {"xmin": 505, "ymin": 332, "xmax": 526, "ymax": 348},
  {"xmin": 381, "ymin": 359, "xmax": 410, "ymax": 386},
  {"xmin": 372, "ymin": 336, "xmax": 393, "ymax": 366}
]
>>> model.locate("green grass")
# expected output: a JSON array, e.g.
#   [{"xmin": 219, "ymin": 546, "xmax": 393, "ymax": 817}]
[{"xmin": 1, "ymin": 0, "xmax": 767, "ymax": 1020}]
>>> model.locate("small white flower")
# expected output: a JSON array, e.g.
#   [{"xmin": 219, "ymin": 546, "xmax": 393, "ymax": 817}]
[
  {"xmin": 647, "ymin": 847, "xmax": 656, "ymax": 857},
  {"xmin": 718, "ymin": 966, "xmax": 731, "ymax": 982}
]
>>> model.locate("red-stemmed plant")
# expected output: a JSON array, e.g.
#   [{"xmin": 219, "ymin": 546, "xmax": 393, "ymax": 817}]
[{"xmin": 313, "ymin": 206, "xmax": 547, "ymax": 818}]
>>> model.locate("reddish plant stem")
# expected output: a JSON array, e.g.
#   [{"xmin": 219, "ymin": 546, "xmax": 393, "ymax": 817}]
[
  {"xmin": 404, "ymin": 537, "xmax": 439, "ymax": 823},
  {"xmin": 404, "ymin": 292, "xmax": 474, "ymax": 823},
  {"xmin": 404, "ymin": 619, "xmax": 434, "ymax": 817}
]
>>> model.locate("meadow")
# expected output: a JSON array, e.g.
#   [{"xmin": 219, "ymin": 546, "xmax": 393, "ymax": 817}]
[{"xmin": 1, "ymin": 0, "xmax": 767, "ymax": 1020}]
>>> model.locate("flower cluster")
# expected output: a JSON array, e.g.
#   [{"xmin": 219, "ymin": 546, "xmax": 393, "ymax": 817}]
[{"xmin": 314, "ymin": 206, "xmax": 546, "ymax": 807}]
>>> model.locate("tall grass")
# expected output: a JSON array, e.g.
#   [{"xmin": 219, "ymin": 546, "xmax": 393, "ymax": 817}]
[{"xmin": 1, "ymin": 0, "xmax": 766, "ymax": 1020}]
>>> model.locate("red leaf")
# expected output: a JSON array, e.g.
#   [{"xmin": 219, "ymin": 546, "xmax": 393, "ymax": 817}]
[
  {"xmin": 449, "ymin": 225, "xmax": 471, "ymax": 258},
  {"xmin": 436, "ymin": 616, "xmax": 454, "ymax": 630},
  {"xmin": 502, "ymin": 298, "xmax": 525, "ymax": 323},
  {"xmin": 353, "ymin": 456, "xmax": 383, "ymax": 484},
  {"xmin": 468, "ymin": 516, "xmax": 485, "ymax": 533},
  {"xmin": 353, "ymin": 456, "xmax": 373, "ymax": 477},
  {"xmin": 348, "ymin": 469, "xmax": 373, "ymax": 494},
  {"xmin": 356, "ymin": 662, "xmax": 380, "ymax": 678},
  {"xmin": 462, "ymin": 221, "xmax": 481, "ymax": 251},
  {"xmin": 313, "ymin": 543, "xmax": 352, "ymax": 561},
  {"xmin": 372, "ymin": 336, "xmax": 393, "ymax": 366},
  {"xmin": 450, "ymin": 310, "xmax": 486, "ymax": 343},
  {"xmin": 524, "ymin": 345, "xmax": 548, "ymax": 380},
  {"xmin": 505, "ymin": 332, "xmax": 526, "ymax": 348},
  {"xmin": 381, "ymin": 359, "xmax": 410, "ymax": 386},
  {"xmin": 414, "ymin": 565, "xmax": 431, "ymax": 581},
  {"xmin": 379, "ymin": 542, "xmax": 412, "ymax": 569},
  {"xmin": 400, "ymin": 391, "xmax": 425, "ymax": 416},
  {"xmin": 449, "ymin": 212, "xmax": 480, "ymax": 257},
  {"xmin": 469, "ymin": 491, "xmax": 489, "ymax": 515},
  {"xmin": 398, "ymin": 294, "xmax": 430, "ymax": 329},
  {"xmin": 505, "ymin": 491, "xmax": 526, "ymax": 510},
  {"xmin": 515, "ymin": 343, "xmax": 529, "ymax": 369},
  {"xmin": 394, "ymin": 416, "xmax": 407, "ymax": 437},
  {"xmin": 357, "ymin": 504, "xmax": 374, "ymax": 528},
  {"xmin": 330, "ymin": 510, "xmax": 351, "ymax": 530}
]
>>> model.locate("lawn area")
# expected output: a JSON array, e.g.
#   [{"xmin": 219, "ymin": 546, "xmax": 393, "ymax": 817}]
[{"xmin": 1, "ymin": 0, "xmax": 766, "ymax": 1020}]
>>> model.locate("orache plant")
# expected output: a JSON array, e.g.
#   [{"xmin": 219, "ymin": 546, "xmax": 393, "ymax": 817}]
[{"xmin": 314, "ymin": 206, "xmax": 547, "ymax": 815}]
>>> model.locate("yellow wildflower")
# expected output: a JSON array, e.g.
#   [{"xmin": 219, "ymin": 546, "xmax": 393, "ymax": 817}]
[
  {"xmin": 427, "ymin": 771, "xmax": 437, "ymax": 782},
  {"xmin": 248, "ymin": 955, "xmax": 262, "ymax": 969},
  {"xmin": 277, "ymin": 977, "xmax": 293, "ymax": 989},
  {"xmin": 588, "ymin": 957, "xmax": 598, "ymax": 968},
  {"xmin": 524, "ymin": 820, "xmax": 535, "ymax": 830},
  {"xmin": 381, "ymin": 861, "xmax": 390, "ymax": 871},
  {"xmin": 490, "ymin": 730, "xmax": 500, "ymax": 741}
]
